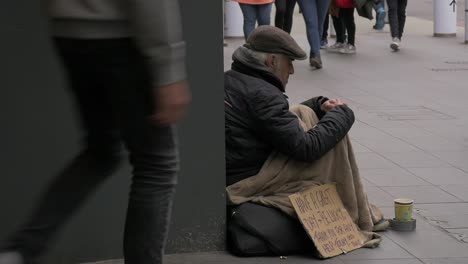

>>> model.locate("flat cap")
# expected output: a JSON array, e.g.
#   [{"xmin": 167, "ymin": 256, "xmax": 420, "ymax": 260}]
[{"xmin": 244, "ymin": 25, "xmax": 307, "ymax": 60}]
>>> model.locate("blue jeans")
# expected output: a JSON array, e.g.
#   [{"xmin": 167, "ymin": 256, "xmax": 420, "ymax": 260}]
[
  {"xmin": 1, "ymin": 38, "xmax": 179, "ymax": 264},
  {"xmin": 239, "ymin": 3, "xmax": 273, "ymax": 40},
  {"xmin": 296, "ymin": 0, "xmax": 331, "ymax": 57}
]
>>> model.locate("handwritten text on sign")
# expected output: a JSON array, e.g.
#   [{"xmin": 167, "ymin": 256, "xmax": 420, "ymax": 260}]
[{"xmin": 289, "ymin": 184, "xmax": 364, "ymax": 258}]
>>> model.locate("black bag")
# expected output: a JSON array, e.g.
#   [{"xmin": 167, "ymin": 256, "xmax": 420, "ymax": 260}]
[{"xmin": 227, "ymin": 202, "xmax": 318, "ymax": 257}]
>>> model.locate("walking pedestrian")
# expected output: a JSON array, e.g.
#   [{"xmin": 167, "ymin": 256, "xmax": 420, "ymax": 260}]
[
  {"xmin": 0, "ymin": 0, "xmax": 190, "ymax": 263},
  {"xmin": 387, "ymin": 0, "xmax": 408, "ymax": 51},
  {"xmin": 236, "ymin": 0, "xmax": 274, "ymax": 40}
]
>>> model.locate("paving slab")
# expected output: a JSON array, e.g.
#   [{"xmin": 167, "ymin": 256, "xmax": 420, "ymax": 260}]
[
  {"xmin": 383, "ymin": 215, "xmax": 468, "ymax": 259},
  {"xmin": 335, "ymin": 235, "xmax": 414, "ymax": 260},
  {"xmin": 342, "ymin": 259, "xmax": 423, "ymax": 264},
  {"xmin": 355, "ymin": 153, "xmax": 400, "ymax": 169},
  {"xmin": 439, "ymin": 185, "xmax": 468, "ymax": 202},
  {"xmin": 422, "ymin": 258, "xmax": 468, "ymax": 264},
  {"xmin": 379, "ymin": 152, "xmax": 450, "ymax": 169},
  {"xmin": 382, "ymin": 186, "xmax": 461, "ymax": 204},
  {"xmin": 360, "ymin": 168, "xmax": 431, "ymax": 187},
  {"xmin": 408, "ymin": 168, "xmax": 468, "ymax": 185}
]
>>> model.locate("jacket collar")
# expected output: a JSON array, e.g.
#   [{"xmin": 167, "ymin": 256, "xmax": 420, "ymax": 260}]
[{"xmin": 230, "ymin": 46, "xmax": 285, "ymax": 92}]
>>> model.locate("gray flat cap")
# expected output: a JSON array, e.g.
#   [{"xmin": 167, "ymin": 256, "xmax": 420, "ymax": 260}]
[{"xmin": 244, "ymin": 25, "xmax": 307, "ymax": 60}]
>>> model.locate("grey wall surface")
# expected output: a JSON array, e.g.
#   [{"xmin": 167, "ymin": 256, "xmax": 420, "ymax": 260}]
[{"xmin": 0, "ymin": 1, "xmax": 225, "ymax": 263}]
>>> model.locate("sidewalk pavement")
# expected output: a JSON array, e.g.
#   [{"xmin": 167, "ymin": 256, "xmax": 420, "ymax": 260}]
[{"xmin": 86, "ymin": 12, "xmax": 468, "ymax": 264}]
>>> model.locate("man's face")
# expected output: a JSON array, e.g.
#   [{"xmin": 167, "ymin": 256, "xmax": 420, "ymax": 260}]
[{"xmin": 267, "ymin": 54, "xmax": 294, "ymax": 87}]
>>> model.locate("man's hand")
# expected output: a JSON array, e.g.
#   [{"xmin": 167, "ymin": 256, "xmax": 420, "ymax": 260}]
[
  {"xmin": 321, "ymin": 99, "xmax": 346, "ymax": 112},
  {"xmin": 150, "ymin": 80, "xmax": 191, "ymax": 125}
]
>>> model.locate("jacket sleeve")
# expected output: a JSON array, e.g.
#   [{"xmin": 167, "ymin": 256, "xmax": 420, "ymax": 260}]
[
  {"xmin": 251, "ymin": 88, "xmax": 355, "ymax": 162},
  {"xmin": 128, "ymin": 0, "xmax": 187, "ymax": 87},
  {"xmin": 300, "ymin": 96, "xmax": 329, "ymax": 119}
]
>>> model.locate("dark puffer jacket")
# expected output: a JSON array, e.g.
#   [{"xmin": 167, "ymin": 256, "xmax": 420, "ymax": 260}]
[{"xmin": 225, "ymin": 52, "xmax": 355, "ymax": 186}]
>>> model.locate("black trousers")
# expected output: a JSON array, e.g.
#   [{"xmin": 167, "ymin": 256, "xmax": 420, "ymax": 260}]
[
  {"xmin": 334, "ymin": 8, "xmax": 356, "ymax": 45},
  {"xmin": 1, "ymin": 38, "xmax": 179, "ymax": 264},
  {"xmin": 322, "ymin": 14, "xmax": 329, "ymax": 41},
  {"xmin": 387, "ymin": 0, "xmax": 408, "ymax": 39},
  {"xmin": 274, "ymin": 0, "xmax": 297, "ymax": 33}
]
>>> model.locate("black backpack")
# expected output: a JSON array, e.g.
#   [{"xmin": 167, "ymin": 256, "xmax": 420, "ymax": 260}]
[{"xmin": 227, "ymin": 202, "xmax": 318, "ymax": 257}]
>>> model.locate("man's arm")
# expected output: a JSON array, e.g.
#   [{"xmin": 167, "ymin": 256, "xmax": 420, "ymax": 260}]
[
  {"xmin": 251, "ymin": 89, "xmax": 355, "ymax": 162},
  {"xmin": 128, "ymin": 0, "xmax": 187, "ymax": 87},
  {"xmin": 128, "ymin": 0, "xmax": 191, "ymax": 125}
]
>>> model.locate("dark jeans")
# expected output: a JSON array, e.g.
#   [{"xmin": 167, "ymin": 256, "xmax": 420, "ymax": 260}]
[
  {"xmin": 1, "ymin": 38, "xmax": 179, "ymax": 264},
  {"xmin": 387, "ymin": 0, "xmax": 407, "ymax": 39},
  {"xmin": 296, "ymin": 0, "xmax": 331, "ymax": 57},
  {"xmin": 274, "ymin": 0, "xmax": 297, "ymax": 33},
  {"xmin": 334, "ymin": 8, "xmax": 356, "ymax": 45},
  {"xmin": 239, "ymin": 3, "xmax": 273, "ymax": 40},
  {"xmin": 322, "ymin": 14, "xmax": 329, "ymax": 41}
]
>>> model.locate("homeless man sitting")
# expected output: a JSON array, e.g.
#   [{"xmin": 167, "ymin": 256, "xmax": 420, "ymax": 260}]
[{"xmin": 225, "ymin": 25, "xmax": 387, "ymax": 257}]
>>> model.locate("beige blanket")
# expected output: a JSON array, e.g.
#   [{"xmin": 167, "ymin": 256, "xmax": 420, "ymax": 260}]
[{"xmin": 227, "ymin": 105, "xmax": 384, "ymax": 248}]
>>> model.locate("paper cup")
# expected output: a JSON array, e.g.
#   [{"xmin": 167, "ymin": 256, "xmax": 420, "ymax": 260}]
[{"xmin": 394, "ymin": 198, "xmax": 414, "ymax": 222}]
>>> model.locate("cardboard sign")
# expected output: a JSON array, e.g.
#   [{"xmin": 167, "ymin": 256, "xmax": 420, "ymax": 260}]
[{"xmin": 289, "ymin": 184, "xmax": 364, "ymax": 258}]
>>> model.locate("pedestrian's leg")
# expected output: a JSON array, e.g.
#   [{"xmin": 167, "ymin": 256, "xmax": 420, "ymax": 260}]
[
  {"xmin": 122, "ymin": 125, "xmax": 178, "ymax": 264},
  {"xmin": 100, "ymin": 43, "xmax": 180, "ymax": 264},
  {"xmin": 316, "ymin": 0, "xmax": 332, "ymax": 44},
  {"xmin": 374, "ymin": 0, "xmax": 384, "ymax": 10},
  {"xmin": 342, "ymin": 8, "xmax": 356, "ymax": 46},
  {"xmin": 398, "ymin": 0, "xmax": 408, "ymax": 39},
  {"xmin": 337, "ymin": 8, "xmax": 356, "ymax": 54},
  {"xmin": 327, "ymin": 14, "xmax": 346, "ymax": 52},
  {"xmin": 297, "ymin": 0, "xmax": 324, "ymax": 69},
  {"xmin": 257, "ymin": 3, "xmax": 273, "ymax": 26},
  {"xmin": 386, "ymin": 0, "xmax": 401, "ymax": 50},
  {"xmin": 239, "ymin": 4, "xmax": 258, "ymax": 40},
  {"xmin": 332, "ymin": 15, "xmax": 345, "ymax": 44},
  {"xmin": 386, "ymin": 0, "xmax": 399, "ymax": 38},
  {"xmin": 374, "ymin": 0, "xmax": 386, "ymax": 30},
  {"xmin": 321, "ymin": 14, "xmax": 330, "ymax": 48},
  {"xmin": 0, "ymin": 38, "xmax": 123, "ymax": 262},
  {"xmin": 284, "ymin": 0, "xmax": 297, "ymax": 33},
  {"xmin": 275, "ymin": 0, "xmax": 287, "ymax": 29},
  {"xmin": 296, "ymin": 0, "xmax": 319, "ymax": 57}
]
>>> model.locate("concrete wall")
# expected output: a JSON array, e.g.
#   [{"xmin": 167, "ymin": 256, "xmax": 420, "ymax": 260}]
[{"xmin": 0, "ymin": 1, "xmax": 225, "ymax": 263}]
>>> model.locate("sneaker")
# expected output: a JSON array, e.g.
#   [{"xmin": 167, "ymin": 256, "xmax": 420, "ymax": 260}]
[
  {"xmin": 339, "ymin": 44, "xmax": 356, "ymax": 54},
  {"xmin": 390, "ymin": 37, "xmax": 400, "ymax": 51},
  {"xmin": 374, "ymin": 8, "xmax": 386, "ymax": 30},
  {"xmin": 327, "ymin": 42, "xmax": 345, "ymax": 53},
  {"xmin": 320, "ymin": 40, "xmax": 328, "ymax": 49}
]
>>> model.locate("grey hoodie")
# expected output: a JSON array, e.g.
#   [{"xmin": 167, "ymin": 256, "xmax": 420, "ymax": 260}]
[{"xmin": 45, "ymin": 0, "xmax": 186, "ymax": 87}]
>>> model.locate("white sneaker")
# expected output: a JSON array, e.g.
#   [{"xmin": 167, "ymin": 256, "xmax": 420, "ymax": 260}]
[
  {"xmin": 339, "ymin": 44, "xmax": 356, "ymax": 54},
  {"xmin": 390, "ymin": 38, "xmax": 400, "ymax": 51},
  {"xmin": 327, "ymin": 42, "xmax": 345, "ymax": 53}
]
